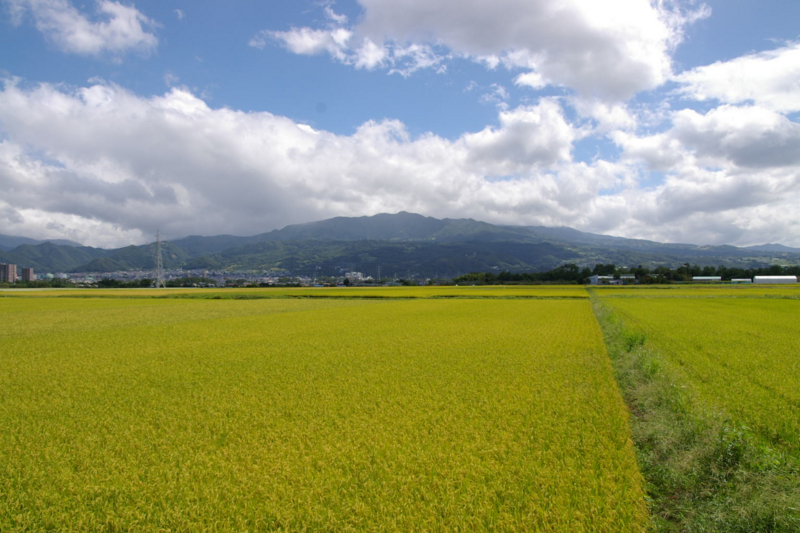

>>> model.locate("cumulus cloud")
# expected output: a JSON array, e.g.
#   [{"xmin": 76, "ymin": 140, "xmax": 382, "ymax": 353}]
[
  {"xmin": 259, "ymin": 25, "xmax": 444, "ymax": 75},
  {"xmin": 570, "ymin": 98, "xmax": 638, "ymax": 133},
  {"xmin": 607, "ymin": 101, "xmax": 800, "ymax": 245},
  {"xmin": 256, "ymin": 0, "xmax": 709, "ymax": 100},
  {"xmin": 671, "ymin": 106, "xmax": 800, "ymax": 168},
  {"xmin": 253, "ymin": 26, "xmax": 352, "ymax": 61},
  {"xmin": 0, "ymin": 79, "xmax": 617, "ymax": 247},
  {"xmin": 464, "ymin": 99, "xmax": 581, "ymax": 174},
  {"xmin": 0, "ymin": 79, "xmax": 799, "ymax": 248},
  {"xmin": 676, "ymin": 41, "xmax": 800, "ymax": 113},
  {"xmin": 616, "ymin": 105, "xmax": 800, "ymax": 170},
  {"xmin": 6, "ymin": 0, "xmax": 158, "ymax": 57}
]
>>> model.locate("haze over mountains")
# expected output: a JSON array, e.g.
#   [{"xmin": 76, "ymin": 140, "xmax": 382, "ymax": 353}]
[
  {"xmin": 1, "ymin": 213, "xmax": 799, "ymax": 278},
  {"xmin": 0, "ymin": 234, "xmax": 84, "ymax": 251}
]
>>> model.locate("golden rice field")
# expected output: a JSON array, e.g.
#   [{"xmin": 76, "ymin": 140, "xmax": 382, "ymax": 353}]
[
  {"xmin": 599, "ymin": 295, "xmax": 800, "ymax": 455},
  {"xmin": 0, "ymin": 285, "xmax": 589, "ymax": 299},
  {"xmin": 594, "ymin": 284, "xmax": 800, "ymax": 299},
  {"xmin": 0, "ymin": 295, "xmax": 646, "ymax": 532}
]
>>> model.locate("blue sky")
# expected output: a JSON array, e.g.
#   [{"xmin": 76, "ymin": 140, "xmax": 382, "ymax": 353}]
[{"xmin": 1, "ymin": 0, "xmax": 799, "ymax": 248}]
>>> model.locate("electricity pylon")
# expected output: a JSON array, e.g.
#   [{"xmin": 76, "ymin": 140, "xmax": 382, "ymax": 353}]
[{"xmin": 152, "ymin": 229, "xmax": 166, "ymax": 288}]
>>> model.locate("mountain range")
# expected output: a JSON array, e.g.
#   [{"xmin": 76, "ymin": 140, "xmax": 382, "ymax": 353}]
[
  {"xmin": 1, "ymin": 212, "xmax": 799, "ymax": 277},
  {"xmin": 0, "ymin": 234, "xmax": 84, "ymax": 251}
]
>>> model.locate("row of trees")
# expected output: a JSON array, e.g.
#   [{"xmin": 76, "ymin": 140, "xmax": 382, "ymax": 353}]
[
  {"xmin": 453, "ymin": 263, "xmax": 800, "ymax": 285},
  {"xmin": 0, "ymin": 278, "xmax": 74, "ymax": 289},
  {"xmin": 98, "ymin": 277, "xmax": 217, "ymax": 288}
]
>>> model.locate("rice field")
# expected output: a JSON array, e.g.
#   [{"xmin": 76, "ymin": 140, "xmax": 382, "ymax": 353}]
[
  {"xmin": 0, "ymin": 285, "xmax": 589, "ymax": 299},
  {"xmin": 594, "ymin": 284, "xmax": 800, "ymax": 299},
  {"xmin": 0, "ymin": 294, "xmax": 646, "ymax": 532},
  {"xmin": 599, "ymin": 295, "xmax": 800, "ymax": 455}
]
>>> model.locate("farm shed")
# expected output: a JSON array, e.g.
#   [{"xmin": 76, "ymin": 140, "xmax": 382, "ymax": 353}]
[
  {"xmin": 588, "ymin": 275, "xmax": 615, "ymax": 285},
  {"xmin": 731, "ymin": 278, "xmax": 752, "ymax": 284},
  {"xmin": 692, "ymin": 276, "xmax": 722, "ymax": 283},
  {"xmin": 753, "ymin": 276, "xmax": 797, "ymax": 284}
]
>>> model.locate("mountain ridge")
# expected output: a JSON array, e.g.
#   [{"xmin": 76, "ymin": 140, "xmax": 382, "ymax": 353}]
[
  {"xmin": 0, "ymin": 234, "xmax": 84, "ymax": 252},
  {"xmin": 1, "ymin": 212, "xmax": 798, "ymax": 276}
]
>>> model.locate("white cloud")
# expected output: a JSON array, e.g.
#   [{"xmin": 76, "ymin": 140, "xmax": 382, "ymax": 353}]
[
  {"xmin": 323, "ymin": 5, "xmax": 347, "ymax": 25},
  {"xmin": 606, "ymin": 101, "xmax": 800, "ymax": 245},
  {"xmin": 616, "ymin": 104, "xmax": 800, "ymax": 170},
  {"xmin": 7, "ymin": 0, "xmax": 158, "ymax": 57},
  {"xmin": 676, "ymin": 41, "xmax": 800, "ymax": 113},
  {"xmin": 0, "ymin": 79, "xmax": 607, "ymax": 247},
  {"xmin": 514, "ymin": 71, "xmax": 548, "ymax": 90},
  {"xmin": 257, "ymin": 0, "xmax": 709, "ymax": 100},
  {"xmin": 174, "ymin": 9, "xmax": 183, "ymax": 21},
  {"xmin": 163, "ymin": 71, "xmax": 179, "ymax": 87},
  {"xmin": 464, "ymin": 99, "xmax": 580, "ymax": 174},
  {"xmin": 389, "ymin": 43, "xmax": 446, "ymax": 76},
  {"xmin": 479, "ymin": 83, "xmax": 510, "ymax": 107},
  {"xmin": 570, "ymin": 98, "xmax": 638, "ymax": 132},
  {"xmin": 619, "ymin": 165, "xmax": 800, "ymax": 246},
  {"xmin": 613, "ymin": 130, "xmax": 686, "ymax": 172},
  {"xmin": 262, "ymin": 26, "xmax": 444, "ymax": 75},
  {"xmin": 354, "ymin": 38, "xmax": 388, "ymax": 69},
  {"xmin": 671, "ymin": 105, "xmax": 800, "ymax": 168},
  {"xmin": 252, "ymin": 27, "xmax": 349, "ymax": 58},
  {"xmin": 1, "ymin": 79, "xmax": 799, "ymax": 249}
]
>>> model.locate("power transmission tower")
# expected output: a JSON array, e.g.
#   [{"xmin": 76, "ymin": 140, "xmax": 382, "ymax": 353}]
[{"xmin": 152, "ymin": 229, "xmax": 166, "ymax": 288}]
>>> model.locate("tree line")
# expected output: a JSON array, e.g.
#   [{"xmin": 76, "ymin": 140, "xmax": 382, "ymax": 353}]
[{"xmin": 452, "ymin": 263, "xmax": 800, "ymax": 285}]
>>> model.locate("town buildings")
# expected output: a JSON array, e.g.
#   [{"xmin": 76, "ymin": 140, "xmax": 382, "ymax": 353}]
[
  {"xmin": 21, "ymin": 267, "xmax": 35, "ymax": 282},
  {"xmin": 0, "ymin": 263, "xmax": 17, "ymax": 283}
]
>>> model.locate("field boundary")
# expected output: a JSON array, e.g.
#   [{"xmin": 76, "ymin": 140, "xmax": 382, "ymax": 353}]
[
  {"xmin": 593, "ymin": 294, "xmax": 800, "ymax": 301},
  {"xmin": 590, "ymin": 290, "xmax": 800, "ymax": 532},
  {"xmin": 0, "ymin": 293, "xmax": 588, "ymax": 301}
]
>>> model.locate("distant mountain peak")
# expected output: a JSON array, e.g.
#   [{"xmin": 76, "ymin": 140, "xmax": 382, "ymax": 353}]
[
  {"xmin": 0, "ymin": 234, "xmax": 84, "ymax": 251},
  {"xmin": 745, "ymin": 243, "xmax": 800, "ymax": 253}
]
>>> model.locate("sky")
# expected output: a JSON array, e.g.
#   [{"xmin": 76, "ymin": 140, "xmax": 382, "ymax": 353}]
[{"xmin": 1, "ymin": 0, "xmax": 799, "ymax": 248}]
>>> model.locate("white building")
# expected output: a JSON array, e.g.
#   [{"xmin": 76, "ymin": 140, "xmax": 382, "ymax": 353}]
[
  {"xmin": 588, "ymin": 275, "xmax": 615, "ymax": 285},
  {"xmin": 692, "ymin": 276, "xmax": 721, "ymax": 283},
  {"xmin": 753, "ymin": 275, "xmax": 797, "ymax": 284},
  {"xmin": 731, "ymin": 278, "xmax": 752, "ymax": 284}
]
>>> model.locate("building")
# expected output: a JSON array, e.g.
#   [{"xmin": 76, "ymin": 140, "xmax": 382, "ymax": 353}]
[
  {"xmin": 21, "ymin": 267, "xmax": 35, "ymax": 282},
  {"xmin": 0, "ymin": 263, "xmax": 17, "ymax": 283},
  {"xmin": 619, "ymin": 274, "xmax": 636, "ymax": 284},
  {"xmin": 588, "ymin": 275, "xmax": 615, "ymax": 285},
  {"xmin": 754, "ymin": 275, "xmax": 797, "ymax": 284},
  {"xmin": 692, "ymin": 276, "xmax": 721, "ymax": 283},
  {"xmin": 731, "ymin": 278, "xmax": 752, "ymax": 284},
  {"xmin": 344, "ymin": 271, "xmax": 365, "ymax": 282}
]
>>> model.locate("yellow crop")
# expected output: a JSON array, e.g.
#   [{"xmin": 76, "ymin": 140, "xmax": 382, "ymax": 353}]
[
  {"xmin": 0, "ymin": 285, "xmax": 589, "ymax": 299},
  {"xmin": 594, "ymin": 284, "xmax": 800, "ymax": 299},
  {"xmin": 0, "ymin": 295, "xmax": 645, "ymax": 531}
]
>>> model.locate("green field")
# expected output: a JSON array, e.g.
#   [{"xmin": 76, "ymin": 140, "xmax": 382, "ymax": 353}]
[
  {"xmin": 0, "ymin": 295, "xmax": 646, "ymax": 531},
  {"xmin": 599, "ymin": 296, "xmax": 800, "ymax": 455},
  {"xmin": 593, "ymin": 286, "xmax": 800, "ymax": 531}
]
